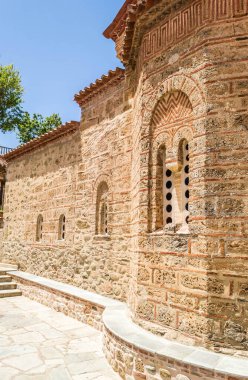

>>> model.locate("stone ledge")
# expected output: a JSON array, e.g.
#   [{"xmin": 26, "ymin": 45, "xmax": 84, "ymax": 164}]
[
  {"xmin": 103, "ymin": 306, "xmax": 248, "ymax": 379},
  {"xmin": 0, "ymin": 263, "xmax": 18, "ymax": 271},
  {"xmin": 8, "ymin": 270, "xmax": 121, "ymax": 309},
  {"xmin": 7, "ymin": 270, "xmax": 122, "ymax": 331}
]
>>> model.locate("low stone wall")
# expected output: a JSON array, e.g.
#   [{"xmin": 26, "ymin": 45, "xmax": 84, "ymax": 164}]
[
  {"xmin": 104, "ymin": 327, "xmax": 242, "ymax": 380},
  {"xmin": 102, "ymin": 307, "xmax": 248, "ymax": 380},
  {"xmin": 9, "ymin": 271, "xmax": 248, "ymax": 380},
  {"xmin": 10, "ymin": 272, "xmax": 107, "ymax": 331}
]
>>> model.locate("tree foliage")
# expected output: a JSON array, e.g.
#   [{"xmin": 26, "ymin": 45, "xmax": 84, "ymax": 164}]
[
  {"xmin": 0, "ymin": 65, "xmax": 23, "ymax": 132},
  {"xmin": 18, "ymin": 112, "xmax": 62, "ymax": 144},
  {"xmin": 0, "ymin": 64, "xmax": 62, "ymax": 143}
]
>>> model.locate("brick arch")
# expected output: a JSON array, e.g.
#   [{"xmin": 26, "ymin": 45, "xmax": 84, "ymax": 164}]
[
  {"xmin": 152, "ymin": 91, "xmax": 193, "ymax": 127},
  {"xmin": 143, "ymin": 73, "xmax": 206, "ymax": 130},
  {"xmin": 92, "ymin": 173, "xmax": 112, "ymax": 204},
  {"xmin": 151, "ymin": 131, "xmax": 172, "ymax": 161},
  {"xmin": 144, "ymin": 74, "xmax": 205, "ymax": 232},
  {"xmin": 172, "ymin": 126, "xmax": 194, "ymax": 157}
]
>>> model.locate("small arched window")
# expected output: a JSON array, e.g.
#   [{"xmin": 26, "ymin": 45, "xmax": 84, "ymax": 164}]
[
  {"xmin": 36, "ymin": 214, "xmax": 43, "ymax": 242},
  {"xmin": 96, "ymin": 182, "xmax": 109, "ymax": 235},
  {"xmin": 58, "ymin": 214, "xmax": 66, "ymax": 240},
  {"xmin": 0, "ymin": 180, "xmax": 5, "ymax": 209}
]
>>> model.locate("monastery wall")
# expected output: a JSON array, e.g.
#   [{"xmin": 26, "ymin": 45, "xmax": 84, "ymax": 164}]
[
  {"xmin": 75, "ymin": 79, "xmax": 132, "ymax": 301},
  {"xmin": 1, "ymin": 0, "xmax": 248, "ymax": 364},
  {"xmin": 128, "ymin": 1, "xmax": 248, "ymax": 353},
  {"xmin": 2, "ymin": 79, "xmax": 132, "ymax": 301},
  {"xmin": 2, "ymin": 130, "xmax": 82, "ymax": 279}
]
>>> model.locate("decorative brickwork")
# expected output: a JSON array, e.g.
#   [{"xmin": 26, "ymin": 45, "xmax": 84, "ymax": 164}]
[
  {"xmin": 140, "ymin": 0, "xmax": 248, "ymax": 64},
  {"xmin": 1, "ymin": 1, "xmax": 248, "ymax": 377}
]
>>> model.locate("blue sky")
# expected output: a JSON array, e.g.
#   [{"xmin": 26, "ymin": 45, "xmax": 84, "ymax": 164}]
[{"xmin": 0, "ymin": 0, "xmax": 124, "ymax": 148}]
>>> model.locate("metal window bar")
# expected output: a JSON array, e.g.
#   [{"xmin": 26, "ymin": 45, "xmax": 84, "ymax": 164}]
[{"xmin": 0, "ymin": 146, "xmax": 12, "ymax": 155}]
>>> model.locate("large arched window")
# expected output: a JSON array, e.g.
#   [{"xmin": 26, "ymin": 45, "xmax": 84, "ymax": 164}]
[
  {"xmin": 58, "ymin": 214, "xmax": 66, "ymax": 240},
  {"xmin": 151, "ymin": 90, "xmax": 192, "ymax": 232},
  {"xmin": 36, "ymin": 214, "xmax": 43, "ymax": 242},
  {"xmin": 96, "ymin": 182, "xmax": 109, "ymax": 235}
]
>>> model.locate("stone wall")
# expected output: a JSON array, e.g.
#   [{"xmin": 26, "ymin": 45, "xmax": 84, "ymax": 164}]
[
  {"xmin": 10, "ymin": 273, "xmax": 105, "ymax": 331},
  {"xmin": 10, "ymin": 270, "xmax": 248, "ymax": 380},
  {"xmin": 2, "ymin": 0, "xmax": 248, "ymax": 357},
  {"xmin": 3, "ymin": 80, "xmax": 132, "ymax": 302},
  {"xmin": 127, "ymin": 0, "xmax": 248, "ymax": 353}
]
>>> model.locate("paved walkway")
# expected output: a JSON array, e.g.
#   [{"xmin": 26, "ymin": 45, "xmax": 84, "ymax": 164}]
[{"xmin": 0, "ymin": 296, "xmax": 120, "ymax": 380}]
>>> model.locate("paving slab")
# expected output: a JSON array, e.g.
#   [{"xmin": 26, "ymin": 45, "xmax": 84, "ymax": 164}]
[{"xmin": 0, "ymin": 296, "xmax": 119, "ymax": 379}]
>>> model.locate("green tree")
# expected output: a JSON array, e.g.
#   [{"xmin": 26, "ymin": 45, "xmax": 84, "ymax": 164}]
[
  {"xmin": 0, "ymin": 64, "xmax": 62, "ymax": 143},
  {"xmin": 17, "ymin": 112, "xmax": 62, "ymax": 144},
  {"xmin": 0, "ymin": 65, "xmax": 23, "ymax": 132}
]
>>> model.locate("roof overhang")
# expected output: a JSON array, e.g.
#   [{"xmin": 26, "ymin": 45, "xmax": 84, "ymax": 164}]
[
  {"xmin": 74, "ymin": 68, "xmax": 125, "ymax": 107},
  {"xmin": 103, "ymin": 0, "xmax": 162, "ymax": 65},
  {"xmin": 2, "ymin": 121, "xmax": 80, "ymax": 162}
]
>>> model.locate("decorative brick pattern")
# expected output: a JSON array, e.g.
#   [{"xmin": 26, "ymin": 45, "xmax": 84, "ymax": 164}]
[
  {"xmin": 140, "ymin": 0, "xmax": 248, "ymax": 63},
  {"xmin": 1, "ymin": 0, "xmax": 248, "ymax": 369}
]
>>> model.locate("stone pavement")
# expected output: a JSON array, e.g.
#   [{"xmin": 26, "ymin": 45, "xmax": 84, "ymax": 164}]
[{"xmin": 0, "ymin": 296, "xmax": 120, "ymax": 380}]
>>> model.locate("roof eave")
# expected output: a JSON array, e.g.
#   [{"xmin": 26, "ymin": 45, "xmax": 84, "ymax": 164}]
[
  {"xmin": 74, "ymin": 68, "xmax": 125, "ymax": 107},
  {"xmin": 3, "ymin": 121, "xmax": 80, "ymax": 162}
]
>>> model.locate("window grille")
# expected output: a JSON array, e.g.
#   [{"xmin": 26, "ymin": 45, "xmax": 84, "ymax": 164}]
[
  {"xmin": 96, "ymin": 182, "xmax": 109, "ymax": 235},
  {"xmin": 58, "ymin": 214, "xmax": 66, "ymax": 240},
  {"xmin": 36, "ymin": 215, "xmax": 43, "ymax": 242}
]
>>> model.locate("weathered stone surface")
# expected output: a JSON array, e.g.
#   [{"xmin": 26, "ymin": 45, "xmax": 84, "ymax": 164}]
[
  {"xmin": 1, "ymin": 0, "xmax": 248, "ymax": 367},
  {"xmin": 0, "ymin": 296, "xmax": 118, "ymax": 379}
]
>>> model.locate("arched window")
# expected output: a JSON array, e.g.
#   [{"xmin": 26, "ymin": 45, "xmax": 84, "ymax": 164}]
[
  {"xmin": 36, "ymin": 215, "xmax": 43, "ymax": 242},
  {"xmin": 96, "ymin": 182, "xmax": 109, "ymax": 235},
  {"xmin": 151, "ymin": 90, "xmax": 192, "ymax": 232},
  {"xmin": 0, "ymin": 180, "xmax": 5, "ymax": 209},
  {"xmin": 58, "ymin": 214, "xmax": 66, "ymax": 240}
]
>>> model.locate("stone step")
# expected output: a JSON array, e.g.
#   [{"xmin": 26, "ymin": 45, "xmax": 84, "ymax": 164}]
[
  {"xmin": 0, "ymin": 263, "xmax": 18, "ymax": 270},
  {"xmin": 0, "ymin": 289, "xmax": 22, "ymax": 298},
  {"xmin": 0, "ymin": 275, "xmax": 12, "ymax": 283},
  {"xmin": 0, "ymin": 271, "xmax": 6, "ymax": 276},
  {"xmin": 0, "ymin": 282, "xmax": 17, "ymax": 290}
]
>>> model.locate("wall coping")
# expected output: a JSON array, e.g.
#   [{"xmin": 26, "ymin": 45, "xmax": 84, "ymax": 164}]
[
  {"xmin": 8, "ymin": 270, "xmax": 248, "ymax": 378},
  {"xmin": 8, "ymin": 270, "xmax": 122, "ymax": 309},
  {"xmin": 103, "ymin": 307, "xmax": 248, "ymax": 378}
]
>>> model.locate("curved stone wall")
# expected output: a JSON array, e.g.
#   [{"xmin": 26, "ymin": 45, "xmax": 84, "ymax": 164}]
[{"xmin": 128, "ymin": 1, "xmax": 248, "ymax": 352}]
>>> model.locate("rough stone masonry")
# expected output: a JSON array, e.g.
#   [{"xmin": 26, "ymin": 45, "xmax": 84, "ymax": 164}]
[{"xmin": 1, "ymin": 0, "xmax": 248, "ymax": 363}]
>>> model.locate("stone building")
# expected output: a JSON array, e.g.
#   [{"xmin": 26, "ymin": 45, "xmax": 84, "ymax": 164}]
[{"xmin": 1, "ymin": 0, "xmax": 248, "ymax": 379}]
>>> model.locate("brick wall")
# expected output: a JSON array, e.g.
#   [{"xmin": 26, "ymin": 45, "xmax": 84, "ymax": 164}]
[{"xmin": 127, "ymin": 0, "xmax": 248, "ymax": 353}]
